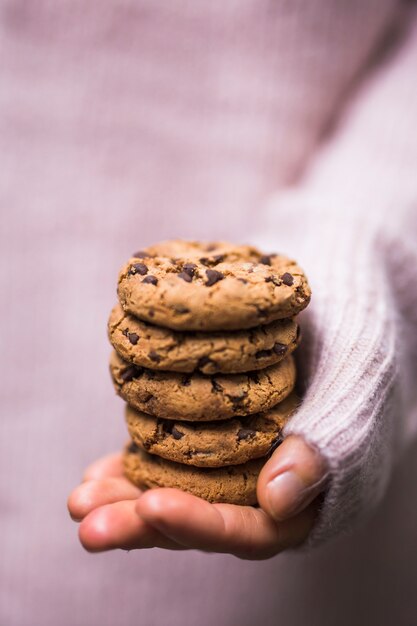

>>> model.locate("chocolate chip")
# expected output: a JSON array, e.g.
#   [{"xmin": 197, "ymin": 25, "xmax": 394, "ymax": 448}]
[
  {"xmin": 199, "ymin": 255, "xmax": 224, "ymax": 267},
  {"xmin": 211, "ymin": 378, "xmax": 223, "ymax": 393},
  {"xmin": 120, "ymin": 365, "xmax": 144, "ymax": 382},
  {"xmin": 171, "ymin": 426, "xmax": 185, "ymax": 440},
  {"xmin": 227, "ymin": 392, "xmax": 247, "ymax": 404},
  {"xmin": 128, "ymin": 332, "xmax": 139, "ymax": 345},
  {"xmin": 129, "ymin": 262, "xmax": 148, "ymax": 276},
  {"xmin": 163, "ymin": 422, "xmax": 184, "ymax": 439},
  {"xmin": 132, "ymin": 250, "xmax": 148, "ymax": 258},
  {"xmin": 256, "ymin": 343, "xmax": 287, "ymax": 359},
  {"xmin": 142, "ymin": 275, "xmax": 158, "ymax": 285},
  {"xmin": 122, "ymin": 328, "xmax": 129, "ymax": 337},
  {"xmin": 265, "ymin": 275, "xmax": 281, "ymax": 286},
  {"xmin": 149, "ymin": 350, "xmax": 161, "ymax": 363},
  {"xmin": 178, "ymin": 271, "xmax": 193, "ymax": 283},
  {"xmin": 181, "ymin": 374, "xmax": 192, "ymax": 386},
  {"xmin": 237, "ymin": 428, "xmax": 256, "ymax": 441},
  {"xmin": 259, "ymin": 255, "xmax": 272, "ymax": 266},
  {"xmin": 182, "ymin": 263, "xmax": 197, "ymax": 277},
  {"xmin": 197, "ymin": 356, "xmax": 213, "ymax": 369},
  {"xmin": 255, "ymin": 349, "xmax": 272, "ymax": 359},
  {"xmin": 127, "ymin": 441, "xmax": 139, "ymax": 453},
  {"xmin": 205, "ymin": 269, "xmax": 224, "ymax": 287},
  {"xmin": 281, "ymin": 272, "xmax": 294, "ymax": 286},
  {"xmin": 148, "ymin": 308, "xmax": 155, "ymax": 318},
  {"xmin": 237, "ymin": 278, "xmax": 248, "ymax": 284},
  {"xmin": 273, "ymin": 342, "xmax": 287, "ymax": 356}
]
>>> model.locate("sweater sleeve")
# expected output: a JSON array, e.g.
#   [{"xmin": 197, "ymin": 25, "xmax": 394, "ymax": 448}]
[{"xmin": 253, "ymin": 11, "xmax": 417, "ymax": 546}]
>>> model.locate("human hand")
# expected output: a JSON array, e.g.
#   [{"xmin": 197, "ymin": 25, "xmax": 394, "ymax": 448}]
[{"xmin": 67, "ymin": 435, "xmax": 327, "ymax": 559}]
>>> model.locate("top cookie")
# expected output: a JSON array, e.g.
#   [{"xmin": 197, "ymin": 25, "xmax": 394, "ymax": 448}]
[{"xmin": 117, "ymin": 240, "xmax": 311, "ymax": 331}]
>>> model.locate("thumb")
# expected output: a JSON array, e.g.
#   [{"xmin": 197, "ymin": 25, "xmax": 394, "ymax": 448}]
[{"xmin": 257, "ymin": 435, "xmax": 328, "ymax": 522}]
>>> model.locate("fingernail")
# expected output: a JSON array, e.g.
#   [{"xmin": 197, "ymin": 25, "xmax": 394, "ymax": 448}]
[{"xmin": 266, "ymin": 471, "xmax": 308, "ymax": 521}]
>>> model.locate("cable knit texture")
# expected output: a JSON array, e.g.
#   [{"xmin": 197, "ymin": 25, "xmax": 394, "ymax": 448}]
[{"xmin": 1, "ymin": 1, "xmax": 417, "ymax": 624}]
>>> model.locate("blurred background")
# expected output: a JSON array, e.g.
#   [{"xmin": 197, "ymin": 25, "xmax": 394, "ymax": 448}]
[{"xmin": 1, "ymin": 1, "xmax": 417, "ymax": 625}]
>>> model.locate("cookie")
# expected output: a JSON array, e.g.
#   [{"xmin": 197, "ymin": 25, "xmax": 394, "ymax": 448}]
[
  {"xmin": 117, "ymin": 240, "xmax": 311, "ymax": 331},
  {"xmin": 110, "ymin": 350, "xmax": 296, "ymax": 421},
  {"xmin": 123, "ymin": 442, "xmax": 264, "ymax": 504},
  {"xmin": 125, "ymin": 392, "xmax": 299, "ymax": 467},
  {"xmin": 133, "ymin": 240, "xmax": 258, "ymax": 261},
  {"xmin": 108, "ymin": 304, "xmax": 300, "ymax": 374}
]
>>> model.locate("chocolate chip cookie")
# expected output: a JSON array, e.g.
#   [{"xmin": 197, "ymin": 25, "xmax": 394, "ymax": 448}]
[
  {"xmin": 125, "ymin": 392, "xmax": 298, "ymax": 467},
  {"xmin": 108, "ymin": 304, "xmax": 300, "ymax": 374},
  {"xmin": 123, "ymin": 442, "xmax": 264, "ymax": 505},
  {"xmin": 110, "ymin": 350, "xmax": 296, "ymax": 421},
  {"xmin": 117, "ymin": 240, "xmax": 311, "ymax": 331},
  {"xmin": 133, "ymin": 240, "xmax": 258, "ymax": 261}
]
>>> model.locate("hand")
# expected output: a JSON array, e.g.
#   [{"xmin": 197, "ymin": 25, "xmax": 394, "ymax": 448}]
[{"xmin": 68, "ymin": 436, "xmax": 327, "ymax": 559}]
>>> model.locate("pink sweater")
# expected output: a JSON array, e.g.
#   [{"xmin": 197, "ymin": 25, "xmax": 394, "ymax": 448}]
[{"xmin": 1, "ymin": 1, "xmax": 417, "ymax": 624}]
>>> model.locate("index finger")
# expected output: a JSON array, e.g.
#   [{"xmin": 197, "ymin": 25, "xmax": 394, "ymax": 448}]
[{"xmin": 136, "ymin": 488, "xmax": 318, "ymax": 559}]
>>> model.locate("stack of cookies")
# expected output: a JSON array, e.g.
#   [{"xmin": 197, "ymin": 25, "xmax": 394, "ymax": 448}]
[{"xmin": 108, "ymin": 241, "xmax": 311, "ymax": 506}]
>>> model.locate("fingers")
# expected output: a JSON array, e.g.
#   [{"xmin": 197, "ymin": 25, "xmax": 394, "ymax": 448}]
[
  {"xmin": 257, "ymin": 435, "xmax": 328, "ymax": 522},
  {"xmin": 82, "ymin": 452, "xmax": 124, "ymax": 481},
  {"xmin": 136, "ymin": 488, "xmax": 317, "ymax": 559},
  {"xmin": 67, "ymin": 477, "xmax": 142, "ymax": 521},
  {"xmin": 79, "ymin": 500, "xmax": 185, "ymax": 552},
  {"xmin": 70, "ymin": 437, "xmax": 327, "ymax": 558}
]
